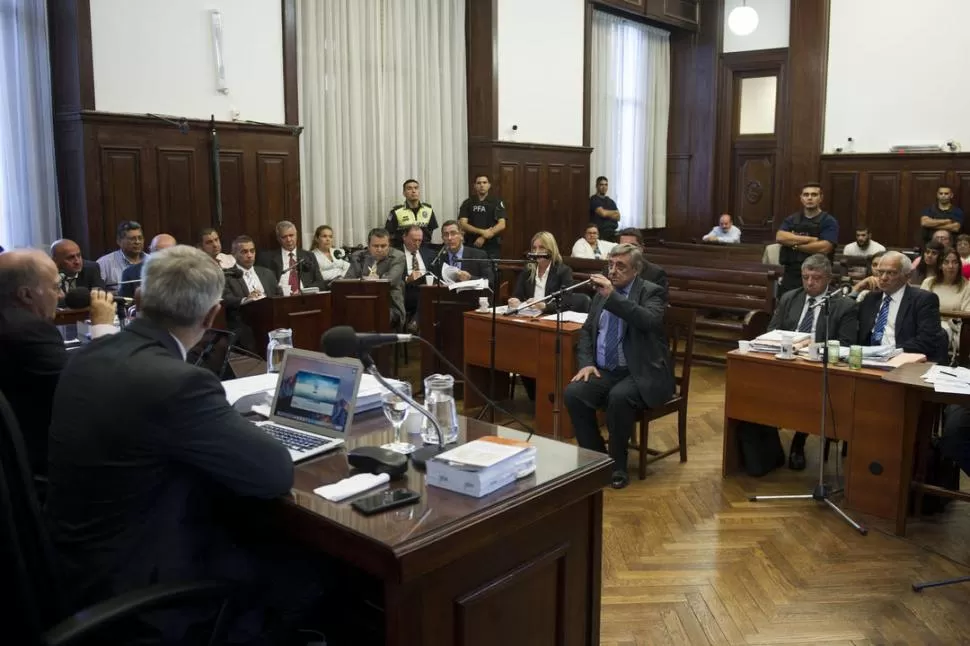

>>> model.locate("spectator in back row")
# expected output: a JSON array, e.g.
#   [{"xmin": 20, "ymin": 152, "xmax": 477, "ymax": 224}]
[
  {"xmin": 198, "ymin": 228, "xmax": 236, "ymax": 269},
  {"xmin": 920, "ymin": 184, "xmax": 963, "ymax": 244},
  {"xmin": 50, "ymin": 238, "xmax": 105, "ymax": 295},
  {"xmin": 910, "ymin": 240, "xmax": 945, "ymax": 286},
  {"xmin": 589, "ymin": 176, "xmax": 621, "ymax": 242},
  {"xmin": 701, "ymin": 214, "xmax": 741, "ymax": 244},
  {"xmin": 119, "ymin": 233, "xmax": 177, "ymax": 298},
  {"xmin": 96, "ymin": 220, "xmax": 147, "ymax": 288},
  {"xmin": 572, "ymin": 223, "xmax": 616, "ymax": 259},
  {"xmin": 841, "ymin": 226, "xmax": 886, "ymax": 258},
  {"xmin": 957, "ymin": 234, "xmax": 970, "ymax": 279},
  {"xmin": 310, "ymin": 225, "xmax": 350, "ymax": 283}
]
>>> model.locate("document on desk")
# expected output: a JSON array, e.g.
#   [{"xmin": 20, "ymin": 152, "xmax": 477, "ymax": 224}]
[
  {"xmin": 540, "ymin": 311, "xmax": 588, "ymax": 324},
  {"xmin": 922, "ymin": 365, "xmax": 970, "ymax": 393}
]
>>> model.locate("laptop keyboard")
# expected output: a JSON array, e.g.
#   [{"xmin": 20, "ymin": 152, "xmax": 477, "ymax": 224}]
[{"xmin": 262, "ymin": 423, "xmax": 332, "ymax": 453}]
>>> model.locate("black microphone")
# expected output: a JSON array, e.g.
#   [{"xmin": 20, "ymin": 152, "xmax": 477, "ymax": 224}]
[
  {"xmin": 525, "ymin": 252, "xmax": 552, "ymax": 261},
  {"xmin": 279, "ymin": 257, "xmax": 311, "ymax": 276},
  {"xmin": 321, "ymin": 326, "xmax": 413, "ymax": 362},
  {"xmin": 63, "ymin": 287, "xmax": 133, "ymax": 309}
]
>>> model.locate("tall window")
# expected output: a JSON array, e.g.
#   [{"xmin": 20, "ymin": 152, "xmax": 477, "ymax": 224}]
[
  {"xmin": 0, "ymin": 0, "xmax": 61, "ymax": 249},
  {"xmin": 590, "ymin": 12, "xmax": 670, "ymax": 229}
]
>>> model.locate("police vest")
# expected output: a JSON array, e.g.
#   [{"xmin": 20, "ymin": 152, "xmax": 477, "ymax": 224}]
[
  {"xmin": 779, "ymin": 212, "xmax": 835, "ymax": 266},
  {"xmin": 392, "ymin": 203, "xmax": 434, "ymax": 228}
]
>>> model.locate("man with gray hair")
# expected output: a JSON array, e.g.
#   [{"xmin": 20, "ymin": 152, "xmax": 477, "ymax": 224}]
[
  {"xmin": 256, "ymin": 220, "xmax": 327, "ymax": 295},
  {"xmin": 856, "ymin": 250, "xmax": 948, "ymax": 363},
  {"xmin": 46, "ymin": 245, "xmax": 323, "ymax": 643},
  {"xmin": 765, "ymin": 253, "xmax": 859, "ymax": 470},
  {"xmin": 0, "ymin": 248, "xmax": 115, "ymax": 476},
  {"xmin": 564, "ymin": 243, "xmax": 674, "ymax": 489}
]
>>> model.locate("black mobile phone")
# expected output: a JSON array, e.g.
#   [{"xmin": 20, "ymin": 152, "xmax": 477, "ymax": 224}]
[{"xmin": 351, "ymin": 488, "xmax": 421, "ymax": 516}]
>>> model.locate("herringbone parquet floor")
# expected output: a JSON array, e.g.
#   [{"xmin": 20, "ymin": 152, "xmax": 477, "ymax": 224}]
[{"xmin": 416, "ymin": 353, "xmax": 970, "ymax": 645}]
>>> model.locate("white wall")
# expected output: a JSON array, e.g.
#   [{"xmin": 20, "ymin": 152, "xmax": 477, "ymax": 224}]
[
  {"xmin": 723, "ymin": 0, "xmax": 789, "ymax": 53},
  {"xmin": 90, "ymin": 0, "xmax": 285, "ymax": 123},
  {"xmin": 496, "ymin": 0, "xmax": 584, "ymax": 146},
  {"xmin": 825, "ymin": 0, "xmax": 970, "ymax": 153}
]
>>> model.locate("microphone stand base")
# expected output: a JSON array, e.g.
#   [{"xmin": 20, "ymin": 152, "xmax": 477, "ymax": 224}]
[{"xmin": 410, "ymin": 444, "xmax": 449, "ymax": 471}]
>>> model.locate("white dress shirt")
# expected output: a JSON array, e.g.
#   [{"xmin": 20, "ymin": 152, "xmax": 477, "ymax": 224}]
[
  {"xmin": 278, "ymin": 248, "xmax": 306, "ymax": 295},
  {"xmin": 404, "ymin": 247, "xmax": 427, "ymax": 276},
  {"xmin": 533, "ymin": 266, "xmax": 549, "ymax": 301},
  {"xmin": 796, "ymin": 293, "xmax": 822, "ymax": 334},
  {"xmin": 242, "ymin": 266, "xmax": 266, "ymax": 296},
  {"xmin": 571, "ymin": 238, "xmax": 616, "ymax": 259},
  {"xmin": 169, "ymin": 333, "xmax": 188, "ymax": 360},
  {"xmin": 842, "ymin": 241, "xmax": 887, "ymax": 257},
  {"xmin": 875, "ymin": 285, "xmax": 907, "ymax": 348},
  {"xmin": 312, "ymin": 249, "xmax": 350, "ymax": 282}
]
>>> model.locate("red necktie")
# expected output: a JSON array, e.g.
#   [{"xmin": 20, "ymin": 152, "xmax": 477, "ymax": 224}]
[{"xmin": 288, "ymin": 252, "xmax": 299, "ymax": 294}]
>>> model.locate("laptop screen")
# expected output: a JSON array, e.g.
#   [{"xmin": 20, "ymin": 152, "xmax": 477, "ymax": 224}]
[{"xmin": 272, "ymin": 353, "xmax": 361, "ymax": 434}]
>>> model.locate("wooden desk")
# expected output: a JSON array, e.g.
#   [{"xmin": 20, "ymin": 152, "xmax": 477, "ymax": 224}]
[
  {"xmin": 275, "ymin": 415, "xmax": 611, "ymax": 645},
  {"xmin": 882, "ymin": 363, "xmax": 970, "ymax": 531},
  {"xmin": 418, "ymin": 286, "xmax": 485, "ymax": 389},
  {"xmin": 331, "ymin": 279, "xmax": 392, "ymax": 374},
  {"xmin": 463, "ymin": 311, "xmax": 581, "ymax": 438},
  {"xmin": 723, "ymin": 350, "xmax": 914, "ymax": 532},
  {"xmin": 239, "ymin": 292, "xmax": 333, "ymax": 352}
]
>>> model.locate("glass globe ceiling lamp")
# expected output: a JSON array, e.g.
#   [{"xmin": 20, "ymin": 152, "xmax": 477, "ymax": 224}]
[{"xmin": 728, "ymin": 0, "xmax": 759, "ymax": 36}]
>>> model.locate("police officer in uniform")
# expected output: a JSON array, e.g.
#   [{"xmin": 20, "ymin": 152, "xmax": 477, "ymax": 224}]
[
  {"xmin": 458, "ymin": 174, "xmax": 507, "ymax": 259},
  {"xmin": 776, "ymin": 182, "xmax": 839, "ymax": 295},
  {"xmin": 387, "ymin": 179, "xmax": 438, "ymax": 248}
]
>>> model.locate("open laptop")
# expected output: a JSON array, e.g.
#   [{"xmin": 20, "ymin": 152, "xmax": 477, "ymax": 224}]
[{"xmin": 256, "ymin": 348, "xmax": 364, "ymax": 462}]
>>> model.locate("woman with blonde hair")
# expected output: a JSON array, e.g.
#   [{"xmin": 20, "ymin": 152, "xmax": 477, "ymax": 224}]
[
  {"xmin": 508, "ymin": 231, "xmax": 574, "ymax": 314},
  {"xmin": 309, "ymin": 225, "xmax": 350, "ymax": 283}
]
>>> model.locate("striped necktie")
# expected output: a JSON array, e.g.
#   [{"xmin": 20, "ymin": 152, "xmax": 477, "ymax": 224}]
[
  {"xmin": 603, "ymin": 312, "xmax": 621, "ymax": 370},
  {"xmin": 871, "ymin": 295, "xmax": 892, "ymax": 344},
  {"xmin": 797, "ymin": 297, "xmax": 816, "ymax": 333}
]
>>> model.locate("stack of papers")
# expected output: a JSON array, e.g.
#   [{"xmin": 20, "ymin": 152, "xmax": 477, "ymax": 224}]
[
  {"xmin": 540, "ymin": 311, "xmax": 588, "ymax": 324},
  {"xmin": 427, "ymin": 436, "xmax": 537, "ymax": 497},
  {"xmin": 750, "ymin": 330, "xmax": 812, "ymax": 353},
  {"xmin": 448, "ymin": 278, "xmax": 489, "ymax": 292},
  {"xmin": 922, "ymin": 365, "xmax": 970, "ymax": 394}
]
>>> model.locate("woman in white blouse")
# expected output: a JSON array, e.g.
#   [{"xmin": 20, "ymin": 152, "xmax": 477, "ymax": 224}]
[
  {"xmin": 920, "ymin": 247, "xmax": 970, "ymax": 361},
  {"xmin": 309, "ymin": 225, "xmax": 350, "ymax": 283},
  {"xmin": 508, "ymin": 231, "xmax": 573, "ymax": 313}
]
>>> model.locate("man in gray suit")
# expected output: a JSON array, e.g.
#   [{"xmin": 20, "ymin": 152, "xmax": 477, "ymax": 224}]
[
  {"xmin": 767, "ymin": 254, "xmax": 859, "ymax": 470},
  {"xmin": 346, "ymin": 227, "xmax": 407, "ymax": 327},
  {"xmin": 564, "ymin": 244, "xmax": 674, "ymax": 489}
]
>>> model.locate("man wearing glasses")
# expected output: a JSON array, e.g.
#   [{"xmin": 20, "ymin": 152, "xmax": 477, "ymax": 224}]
[
  {"xmin": 564, "ymin": 244, "xmax": 673, "ymax": 490},
  {"xmin": 857, "ymin": 251, "xmax": 948, "ymax": 363}
]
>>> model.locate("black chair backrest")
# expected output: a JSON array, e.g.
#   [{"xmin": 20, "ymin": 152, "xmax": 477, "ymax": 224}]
[
  {"xmin": 663, "ymin": 306, "xmax": 697, "ymax": 398},
  {"xmin": 188, "ymin": 328, "xmax": 238, "ymax": 380},
  {"xmin": 0, "ymin": 390, "xmax": 66, "ymax": 641}
]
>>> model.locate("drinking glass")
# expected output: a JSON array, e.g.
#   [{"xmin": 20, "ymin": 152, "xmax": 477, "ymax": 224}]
[{"xmin": 381, "ymin": 382, "xmax": 414, "ymax": 454}]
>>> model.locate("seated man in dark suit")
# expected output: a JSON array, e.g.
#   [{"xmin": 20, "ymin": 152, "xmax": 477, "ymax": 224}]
[
  {"xmin": 400, "ymin": 224, "xmax": 438, "ymax": 333},
  {"xmin": 118, "ymin": 233, "xmax": 176, "ymax": 297},
  {"xmin": 46, "ymin": 245, "xmax": 325, "ymax": 644},
  {"xmin": 346, "ymin": 227, "xmax": 408, "ymax": 328},
  {"xmin": 767, "ymin": 254, "xmax": 859, "ymax": 470},
  {"xmin": 50, "ymin": 239, "xmax": 105, "ymax": 298},
  {"xmin": 617, "ymin": 227, "xmax": 669, "ymax": 298},
  {"xmin": 222, "ymin": 235, "xmax": 282, "ymax": 352},
  {"xmin": 564, "ymin": 244, "xmax": 674, "ymax": 489},
  {"xmin": 429, "ymin": 219, "xmax": 493, "ymax": 285},
  {"xmin": 255, "ymin": 220, "xmax": 327, "ymax": 295},
  {"xmin": 0, "ymin": 249, "xmax": 114, "ymax": 476},
  {"xmin": 857, "ymin": 251, "xmax": 948, "ymax": 364}
]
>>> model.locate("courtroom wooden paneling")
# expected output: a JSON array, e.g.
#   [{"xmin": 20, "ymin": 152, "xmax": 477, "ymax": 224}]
[
  {"xmin": 469, "ymin": 141, "xmax": 592, "ymax": 260},
  {"xmin": 820, "ymin": 153, "xmax": 970, "ymax": 247},
  {"xmin": 591, "ymin": 0, "xmax": 700, "ymax": 31},
  {"xmin": 49, "ymin": 0, "xmax": 302, "ymax": 257},
  {"xmin": 664, "ymin": 0, "xmax": 720, "ymax": 240}
]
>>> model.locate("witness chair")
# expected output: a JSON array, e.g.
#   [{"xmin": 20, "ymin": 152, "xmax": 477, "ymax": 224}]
[
  {"xmin": 630, "ymin": 306, "xmax": 697, "ymax": 480},
  {"xmin": 0, "ymin": 391, "xmax": 233, "ymax": 645}
]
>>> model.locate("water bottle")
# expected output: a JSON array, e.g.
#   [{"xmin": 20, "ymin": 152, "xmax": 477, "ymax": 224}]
[
  {"xmin": 421, "ymin": 374, "xmax": 459, "ymax": 445},
  {"xmin": 266, "ymin": 328, "xmax": 293, "ymax": 373}
]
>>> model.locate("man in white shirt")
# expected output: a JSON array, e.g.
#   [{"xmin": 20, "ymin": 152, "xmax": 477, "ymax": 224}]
[
  {"xmin": 702, "ymin": 214, "xmax": 742, "ymax": 244},
  {"xmin": 198, "ymin": 228, "xmax": 237, "ymax": 269},
  {"xmin": 572, "ymin": 223, "xmax": 616, "ymax": 259},
  {"xmin": 255, "ymin": 221, "xmax": 327, "ymax": 295},
  {"xmin": 401, "ymin": 225, "xmax": 437, "ymax": 332},
  {"xmin": 841, "ymin": 226, "xmax": 886, "ymax": 258},
  {"xmin": 223, "ymin": 236, "xmax": 281, "ymax": 351}
]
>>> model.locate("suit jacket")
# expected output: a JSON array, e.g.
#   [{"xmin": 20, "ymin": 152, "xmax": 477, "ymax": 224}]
[
  {"xmin": 255, "ymin": 248, "xmax": 328, "ymax": 291},
  {"xmin": 0, "ymin": 307, "xmax": 67, "ymax": 475},
  {"xmin": 403, "ymin": 246, "xmax": 439, "ymax": 305},
  {"xmin": 64, "ymin": 260, "xmax": 106, "ymax": 291},
  {"xmin": 345, "ymin": 248, "xmax": 408, "ymax": 325},
  {"xmin": 857, "ymin": 285, "xmax": 949, "ymax": 364},
  {"xmin": 45, "ymin": 318, "xmax": 293, "ymax": 630},
  {"xmin": 641, "ymin": 261, "xmax": 669, "ymax": 301},
  {"xmin": 578, "ymin": 277, "xmax": 674, "ymax": 408},
  {"xmin": 221, "ymin": 265, "xmax": 282, "ymax": 351},
  {"xmin": 512, "ymin": 262, "xmax": 574, "ymax": 313},
  {"xmin": 428, "ymin": 245, "xmax": 494, "ymax": 283},
  {"xmin": 118, "ymin": 262, "xmax": 144, "ymax": 298},
  {"xmin": 768, "ymin": 287, "xmax": 859, "ymax": 346}
]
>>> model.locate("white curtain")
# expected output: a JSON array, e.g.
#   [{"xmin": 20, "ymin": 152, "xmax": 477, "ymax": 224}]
[
  {"xmin": 299, "ymin": 0, "xmax": 468, "ymax": 246},
  {"xmin": 0, "ymin": 0, "xmax": 61, "ymax": 249},
  {"xmin": 589, "ymin": 11, "xmax": 670, "ymax": 229}
]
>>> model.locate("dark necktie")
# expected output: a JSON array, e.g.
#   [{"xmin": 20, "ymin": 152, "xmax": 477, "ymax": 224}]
[
  {"xmin": 411, "ymin": 252, "xmax": 419, "ymax": 272},
  {"xmin": 872, "ymin": 295, "xmax": 892, "ymax": 344},
  {"xmin": 603, "ymin": 312, "xmax": 621, "ymax": 370},
  {"xmin": 288, "ymin": 252, "xmax": 299, "ymax": 294},
  {"xmin": 797, "ymin": 297, "xmax": 816, "ymax": 333}
]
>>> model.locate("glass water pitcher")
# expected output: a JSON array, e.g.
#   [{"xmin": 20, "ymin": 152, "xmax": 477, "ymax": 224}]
[
  {"xmin": 421, "ymin": 373, "xmax": 459, "ymax": 445},
  {"xmin": 266, "ymin": 328, "xmax": 293, "ymax": 373}
]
